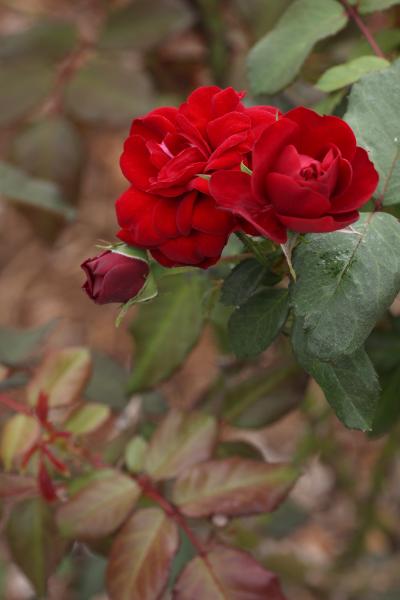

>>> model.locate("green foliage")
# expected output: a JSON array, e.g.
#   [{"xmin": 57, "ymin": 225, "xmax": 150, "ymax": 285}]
[
  {"xmin": 291, "ymin": 213, "xmax": 400, "ymax": 360},
  {"xmin": 172, "ymin": 458, "xmax": 297, "ymax": 517},
  {"xmin": 355, "ymin": 0, "xmax": 400, "ymax": 14},
  {"xmin": 10, "ymin": 116, "xmax": 84, "ymax": 203},
  {"xmin": 228, "ymin": 289, "xmax": 289, "ymax": 358},
  {"xmin": 0, "ymin": 320, "xmax": 55, "ymax": 367},
  {"xmin": 345, "ymin": 59, "xmax": 400, "ymax": 206},
  {"xmin": 64, "ymin": 56, "xmax": 154, "ymax": 127},
  {"xmin": 85, "ymin": 352, "xmax": 128, "ymax": 410},
  {"xmin": 221, "ymin": 257, "xmax": 281, "ymax": 307},
  {"xmin": 248, "ymin": 0, "xmax": 348, "ymax": 95},
  {"xmin": 0, "ymin": 20, "xmax": 76, "ymax": 62},
  {"xmin": 144, "ymin": 410, "xmax": 217, "ymax": 480},
  {"xmin": 106, "ymin": 508, "xmax": 179, "ymax": 600},
  {"xmin": 292, "ymin": 320, "xmax": 380, "ymax": 430},
  {"xmin": 0, "ymin": 161, "xmax": 75, "ymax": 219},
  {"xmin": 6, "ymin": 499, "xmax": 67, "ymax": 597},
  {"xmin": 56, "ymin": 469, "xmax": 140, "ymax": 539},
  {"xmin": 0, "ymin": 59, "xmax": 53, "ymax": 127},
  {"xmin": 173, "ymin": 545, "xmax": 285, "ymax": 599},
  {"xmin": 99, "ymin": 0, "xmax": 194, "ymax": 51},
  {"xmin": 316, "ymin": 56, "xmax": 389, "ymax": 92},
  {"xmin": 128, "ymin": 273, "xmax": 206, "ymax": 392}
]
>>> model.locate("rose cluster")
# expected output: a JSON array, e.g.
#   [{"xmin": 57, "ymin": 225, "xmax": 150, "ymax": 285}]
[{"xmin": 82, "ymin": 86, "xmax": 378, "ymax": 304}]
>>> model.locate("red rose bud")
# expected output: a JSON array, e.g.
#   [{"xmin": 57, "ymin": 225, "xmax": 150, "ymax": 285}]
[
  {"xmin": 210, "ymin": 107, "xmax": 379, "ymax": 243},
  {"xmin": 81, "ymin": 249, "xmax": 149, "ymax": 304}
]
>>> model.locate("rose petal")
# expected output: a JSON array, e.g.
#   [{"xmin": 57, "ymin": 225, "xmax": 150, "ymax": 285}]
[
  {"xmin": 252, "ymin": 119, "xmax": 299, "ymax": 201},
  {"xmin": 285, "ymin": 107, "xmax": 357, "ymax": 161},
  {"xmin": 331, "ymin": 147, "xmax": 379, "ymax": 213},
  {"xmin": 277, "ymin": 211, "xmax": 359, "ymax": 233},
  {"xmin": 266, "ymin": 173, "xmax": 332, "ymax": 218},
  {"xmin": 192, "ymin": 196, "xmax": 235, "ymax": 235},
  {"xmin": 153, "ymin": 198, "xmax": 179, "ymax": 238},
  {"xmin": 120, "ymin": 135, "xmax": 156, "ymax": 188},
  {"xmin": 195, "ymin": 232, "xmax": 229, "ymax": 257},
  {"xmin": 210, "ymin": 170, "xmax": 287, "ymax": 243},
  {"xmin": 176, "ymin": 191, "xmax": 197, "ymax": 235},
  {"xmin": 207, "ymin": 112, "xmax": 250, "ymax": 149}
]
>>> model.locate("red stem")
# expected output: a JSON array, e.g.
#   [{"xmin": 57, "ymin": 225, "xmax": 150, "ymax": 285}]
[
  {"xmin": 0, "ymin": 394, "xmax": 33, "ymax": 416},
  {"xmin": 135, "ymin": 474, "xmax": 207, "ymax": 556},
  {"xmin": 340, "ymin": 0, "xmax": 386, "ymax": 59}
]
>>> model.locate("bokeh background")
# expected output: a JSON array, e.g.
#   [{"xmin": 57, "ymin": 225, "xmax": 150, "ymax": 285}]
[{"xmin": 1, "ymin": 1, "xmax": 400, "ymax": 599}]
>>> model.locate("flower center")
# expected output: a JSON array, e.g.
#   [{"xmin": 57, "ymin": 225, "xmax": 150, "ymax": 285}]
[{"xmin": 300, "ymin": 163, "xmax": 320, "ymax": 181}]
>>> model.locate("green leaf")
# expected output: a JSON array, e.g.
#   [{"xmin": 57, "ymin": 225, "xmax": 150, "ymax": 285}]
[
  {"xmin": 366, "ymin": 327, "xmax": 400, "ymax": 373},
  {"xmin": 313, "ymin": 90, "xmax": 346, "ymax": 116},
  {"xmin": 27, "ymin": 346, "xmax": 92, "ymax": 408},
  {"xmin": 56, "ymin": 469, "xmax": 140, "ymax": 539},
  {"xmin": 128, "ymin": 273, "xmax": 205, "ymax": 392},
  {"xmin": 144, "ymin": 410, "xmax": 217, "ymax": 480},
  {"xmin": 10, "ymin": 116, "xmax": 84, "ymax": 203},
  {"xmin": 292, "ymin": 319, "xmax": 380, "ymax": 430},
  {"xmin": 221, "ymin": 258, "xmax": 281, "ymax": 307},
  {"xmin": 0, "ymin": 320, "xmax": 55, "ymax": 367},
  {"xmin": 357, "ymin": 0, "xmax": 400, "ymax": 14},
  {"xmin": 173, "ymin": 545, "xmax": 286, "ymax": 600},
  {"xmin": 220, "ymin": 363, "xmax": 302, "ymax": 427},
  {"xmin": 248, "ymin": 0, "xmax": 348, "ymax": 95},
  {"xmin": 316, "ymin": 56, "xmax": 389, "ymax": 92},
  {"xmin": 0, "ymin": 415, "xmax": 39, "ymax": 471},
  {"xmin": 106, "ymin": 507, "xmax": 179, "ymax": 600},
  {"xmin": 0, "ymin": 161, "xmax": 75, "ymax": 219},
  {"xmin": 0, "ymin": 20, "xmax": 77, "ymax": 62},
  {"xmin": 0, "ymin": 58, "xmax": 53, "ymax": 126},
  {"xmin": 345, "ymin": 59, "xmax": 400, "ymax": 206},
  {"xmin": 85, "ymin": 351, "xmax": 128, "ymax": 410},
  {"xmin": 172, "ymin": 458, "xmax": 297, "ymax": 517},
  {"xmin": 99, "ymin": 0, "xmax": 194, "ymax": 51},
  {"xmin": 125, "ymin": 436, "xmax": 149, "ymax": 473},
  {"xmin": 6, "ymin": 498, "xmax": 67, "ymax": 597},
  {"xmin": 64, "ymin": 56, "xmax": 154, "ymax": 127},
  {"xmin": 64, "ymin": 403, "xmax": 111, "ymax": 435},
  {"xmin": 291, "ymin": 213, "xmax": 400, "ymax": 360},
  {"xmin": 228, "ymin": 289, "xmax": 289, "ymax": 359}
]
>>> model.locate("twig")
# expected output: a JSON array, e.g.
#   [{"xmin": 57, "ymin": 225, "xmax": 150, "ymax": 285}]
[
  {"xmin": 135, "ymin": 473, "xmax": 208, "ymax": 556},
  {"xmin": 340, "ymin": 0, "xmax": 386, "ymax": 59}
]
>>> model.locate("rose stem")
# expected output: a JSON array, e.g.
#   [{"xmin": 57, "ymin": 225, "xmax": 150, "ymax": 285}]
[{"xmin": 339, "ymin": 0, "xmax": 386, "ymax": 59}]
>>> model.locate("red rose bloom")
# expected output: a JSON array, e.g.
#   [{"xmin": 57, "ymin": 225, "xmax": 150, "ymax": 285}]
[
  {"xmin": 116, "ymin": 86, "xmax": 278, "ymax": 267},
  {"xmin": 210, "ymin": 107, "xmax": 379, "ymax": 243}
]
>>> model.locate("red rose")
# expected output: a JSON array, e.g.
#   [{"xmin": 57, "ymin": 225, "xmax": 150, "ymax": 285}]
[
  {"xmin": 116, "ymin": 188, "xmax": 234, "ymax": 268},
  {"xmin": 81, "ymin": 250, "xmax": 149, "ymax": 304},
  {"xmin": 209, "ymin": 107, "xmax": 379, "ymax": 243},
  {"xmin": 116, "ymin": 86, "xmax": 278, "ymax": 267}
]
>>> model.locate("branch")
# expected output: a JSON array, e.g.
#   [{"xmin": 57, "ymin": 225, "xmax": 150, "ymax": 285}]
[
  {"xmin": 135, "ymin": 473, "xmax": 208, "ymax": 557},
  {"xmin": 340, "ymin": 0, "xmax": 386, "ymax": 59}
]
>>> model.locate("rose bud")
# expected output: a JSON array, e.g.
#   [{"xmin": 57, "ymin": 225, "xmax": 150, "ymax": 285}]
[
  {"xmin": 210, "ymin": 107, "xmax": 379, "ymax": 243},
  {"xmin": 81, "ymin": 249, "xmax": 149, "ymax": 304}
]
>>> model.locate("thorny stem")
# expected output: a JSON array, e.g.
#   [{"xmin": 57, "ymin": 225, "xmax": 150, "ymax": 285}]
[
  {"xmin": 339, "ymin": 0, "xmax": 386, "ymax": 59},
  {"xmin": 135, "ymin": 473, "xmax": 208, "ymax": 556}
]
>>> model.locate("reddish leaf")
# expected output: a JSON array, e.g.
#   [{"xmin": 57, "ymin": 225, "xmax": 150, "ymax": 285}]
[
  {"xmin": 144, "ymin": 410, "xmax": 217, "ymax": 481},
  {"xmin": 27, "ymin": 347, "xmax": 91, "ymax": 410},
  {"xmin": 173, "ymin": 545, "xmax": 287, "ymax": 600},
  {"xmin": 0, "ymin": 473, "xmax": 38, "ymax": 500},
  {"xmin": 56, "ymin": 469, "xmax": 140, "ymax": 539},
  {"xmin": 107, "ymin": 507, "xmax": 179, "ymax": 600},
  {"xmin": 172, "ymin": 458, "xmax": 297, "ymax": 517}
]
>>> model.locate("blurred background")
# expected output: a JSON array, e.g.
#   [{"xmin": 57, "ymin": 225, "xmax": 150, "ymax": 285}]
[{"xmin": 1, "ymin": 1, "xmax": 400, "ymax": 599}]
